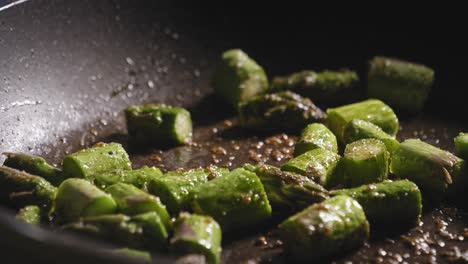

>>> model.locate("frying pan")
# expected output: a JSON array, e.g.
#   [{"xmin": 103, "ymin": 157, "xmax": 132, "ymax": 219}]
[{"xmin": 0, "ymin": 1, "xmax": 467, "ymax": 263}]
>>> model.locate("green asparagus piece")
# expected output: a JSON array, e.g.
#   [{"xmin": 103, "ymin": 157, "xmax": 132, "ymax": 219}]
[
  {"xmin": 367, "ymin": 56, "xmax": 434, "ymax": 112},
  {"xmin": 212, "ymin": 49, "xmax": 269, "ymax": 108},
  {"xmin": 171, "ymin": 213, "xmax": 222, "ymax": 264},
  {"xmin": 239, "ymin": 91, "xmax": 326, "ymax": 131},
  {"xmin": 0, "ymin": 166, "xmax": 57, "ymax": 208},
  {"xmin": 125, "ymin": 104, "xmax": 193, "ymax": 146},
  {"xmin": 281, "ymin": 148, "xmax": 341, "ymax": 188},
  {"xmin": 191, "ymin": 168, "xmax": 272, "ymax": 231},
  {"xmin": 343, "ymin": 119, "xmax": 400, "ymax": 154},
  {"xmin": 390, "ymin": 139, "xmax": 465, "ymax": 197},
  {"xmin": 454, "ymin": 133, "xmax": 468, "ymax": 160},
  {"xmin": 341, "ymin": 139, "xmax": 389, "ymax": 187},
  {"xmin": 111, "ymin": 248, "xmax": 152, "ymax": 263},
  {"xmin": 92, "ymin": 166, "xmax": 163, "ymax": 191},
  {"xmin": 16, "ymin": 205, "xmax": 41, "ymax": 226},
  {"xmin": 3, "ymin": 152, "xmax": 64, "ymax": 186},
  {"xmin": 105, "ymin": 183, "xmax": 170, "ymax": 228},
  {"xmin": 326, "ymin": 99, "xmax": 399, "ymax": 142},
  {"xmin": 63, "ymin": 212, "xmax": 168, "ymax": 249},
  {"xmin": 55, "ymin": 178, "xmax": 117, "ymax": 222},
  {"xmin": 245, "ymin": 163, "xmax": 329, "ymax": 211},
  {"xmin": 62, "ymin": 142, "xmax": 131, "ymax": 180},
  {"xmin": 270, "ymin": 69, "xmax": 359, "ymax": 105},
  {"xmin": 331, "ymin": 180, "xmax": 422, "ymax": 227},
  {"xmin": 279, "ymin": 195, "xmax": 369, "ymax": 261},
  {"xmin": 294, "ymin": 123, "xmax": 338, "ymax": 156},
  {"xmin": 149, "ymin": 167, "xmax": 228, "ymax": 214}
]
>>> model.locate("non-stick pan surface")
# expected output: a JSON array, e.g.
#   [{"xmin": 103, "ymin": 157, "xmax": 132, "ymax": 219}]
[{"xmin": 0, "ymin": 1, "xmax": 467, "ymax": 263}]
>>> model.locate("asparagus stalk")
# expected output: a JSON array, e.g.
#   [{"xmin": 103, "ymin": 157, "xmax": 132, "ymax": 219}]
[
  {"xmin": 294, "ymin": 123, "xmax": 338, "ymax": 156},
  {"xmin": 331, "ymin": 180, "xmax": 422, "ymax": 227},
  {"xmin": 190, "ymin": 168, "xmax": 272, "ymax": 231},
  {"xmin": 170, "ymin": 213, "xmax": 222, "ymax": 264},
  {"xmin": 326, "ymin": 99, "xmax": 399, "ymax": 142},
  {"xmin": 211, "ymin": 49, "xmax": 269, "ymax": 108},
  {"xmin": 279, "ymin": 195, "xmax": 369, "ymax": 261},
  {"xmin": 343, "ymin": 119, "xmax": 400, "ymax": 154},
  {"xmin": 125, "ymin": 104, "xmax": 193, "ymax": 146},
  {"xmin": 62, "ymin": 142, "xmax": 131, "ymax": 180},
  {"xmin": 55, "ymin": 178, "xmax": 117, "ymax": 222},
  {"xmin": 111, "ymin": 248, "xmax": 152, "ymax": 263},
  {"xmin": 245, "ymin": 163, "xmax": 329, "ymax": 211},
  {"xmin": 3, "ymin": 152, "xmax": 65, "ymax": 186},
  {"xmin": 0, "ymin": 166, "xmax": 57, "ymax": 208},
  {"xmin": 341, "ymin": 139, "xmax": 389, "ymax": 187},
  {"xmin": 63, "ymin": 212, "xmax": 168, "ymax": 250},
  {"xmin": 454, "ymin": 133, "xmax": 468, "ymax": 160},
  {"xmin": 270, "ymin": 69, "xmax": 359, "ymax": 106},
  {"xmin": 149, "ymin": 167, "xmax": 227, "ymax": 215},
  {"xmin": 16, "ymin": 205, "xmax": 41, "ymax": 226},
  {"xmin": 105, "ymin": 183, "xmax": 170, "ymax": 228},
  {"xmin": 390, "ymin": 139, "xmax": 465, "ymax": 198},
  {"xmin": 239, "ymin": 91, "xmax": 327, "ymax": 131},
  {"xmin": 92, "ymin": 166, "xmax": 163, "ymax": 191},
  {"xmin": 367, "ymin": 56, "xmax": 434, "ymax": 112},
  {"xmin": 281, "ymin": 148, "xmax": 341, "ymax": 188}
]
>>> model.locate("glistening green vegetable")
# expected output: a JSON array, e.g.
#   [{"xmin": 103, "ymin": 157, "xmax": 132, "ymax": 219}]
[
  {"xmin": 55, "ymin": 178, "xmax": 117, "ymax": 222},
  {"xmin": 294, "ymin": 123, "xmax": 338, "ymax": 156},
  {"xmin": 3, "ymin": 152, "xmax": 64, "ymax": 186},
  {"xmin": 279, "ymin": 195, "xmax": 369, "ymax": 261},
  {"xmin": 92, "ymin": 166, "xmax": 163, "ymax": 191},
  {"xmin": 271, "ymin": 69, "xmax": 359, "ymax": 105},
  {"xmin": 125, "ymin": 104, "xmax": 193, "ymax": 146},
  {"xmin": 341, "ymin": 138, "xmax": 389, "ymax": 187},
  {"xmin": 16, "ymin": 205, "xmax": 41, "ymax": 226},
  {"xmin": 367, "ymin": 56, "xmax": 434, "ymax": 112},
  {"xmin": 212, "ymin": 49, "xmax": 269, "ymax": 108},
  {"xmin": 170, "ymin": 213, "xmax": 222, "ymax": 264},
  {"xmin": 331, "ymin": 180, "xmax": 422, "ymax": 227},
  {"xmin": 239, "ymin": 91, "xmax": 326, "ymax": 131},
  {"xmin": 343, "ymin": 119, "xmax": 400, "ymax": 154},
  {"xmin": 62, "ymin": 142, "xmax": 131, "ymax": 180},
  {"xmin": 327, "ymin": 99, "xmax": 399, "ymax": 142},
  {"xmin": 191, "ymin": 168, "xmax": 272, "ymax": 231}
]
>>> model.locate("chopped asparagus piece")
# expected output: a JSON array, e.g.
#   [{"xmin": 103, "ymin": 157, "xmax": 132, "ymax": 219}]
[
  {"xmin": 281, "ymin": 148, "xmax": 341, "ymax": 188},
  {"xmin": 55, "ymin": 178, "xmax": 117, "ymax": 222},
  {"xmin": 279, "ymin": 195, "xmax": 369, "ymax": 261},
  {"xmin": 149, "ymin": 167, "xmax": 228, "ymax": 214},
  {"xmin": 454, "ymin": 133, "xmax": 468, "ymax": 160},
  {"xmin": 191, "ymin": 168, "xmax": 272, "ymax": 231},
  {"xmin": 62, "ymin": 142, "xmax": 131, "ymax": 180},
  {"xmin": 294, "ymin": 123, "xmax": 338, "ymax": 156},
  {"xmin": 245, "ymin": 163, "xmax": 329, "ymax": 211},
  {"xmin": 63, "ymin": 212, "xmax": 168, "ymax": 250},
  {"xmin": 212, "ymin": 49, "xmax": 269, "ymax": 108},
  {"xmin": 343, "ymin": 119, "xmax": 400, "ymax": 154},
  {"xmin": 271, "ymin": 69, "xmax": 359, "ymax": 105},
  {"xmin": 0, "ymin": 166, "xmax": 57, "ymax": 208},
  {"xmin": 331, "ymin": 180, "xmax": 422, "ymax": 227},
  {"xmin": 125, "ymin": 104, "xmax": 192, "ymax": 146},
  {"xmin": 16, "ymin": 205, "xmax": 41, "ymax": 226},
  {"xmin": 3, "ymin": 152, "xmax": 64, "ymax": 186},
  {"xmin": 171, "ymin": 213, "xmax": 222, "ymax": 264},
  {"xmin": 390, "ymin": 139, "xmax": 465, "ymax": 198},
  {"xmin": 239, "ymin": 91, "xmax": 326, "ymax": 131},
  {"xmin": 92, "ymin": 166, "xmax": 163, "ymax": 191},
  {"xmin": 326, "ymin": 99, "xmax": 399, "ymax": 142},
  {"xmin": 341, "ymin": 139, "xmax": 389, "ymax": 187},
  {"xmin": 105, "ymin": 183, "xmax": 170, "ymax": 228},
  {"xmin": 367, "ymin": 56, "xmax": 434, "ymax": 112},
  {"xmin": 111, "ymin": 248, "xmax": 152, "ymax": 263}
]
